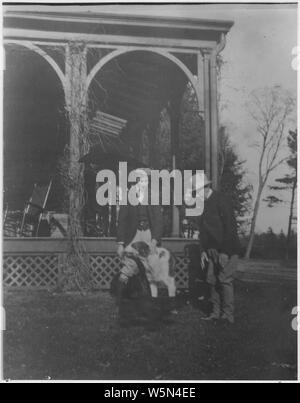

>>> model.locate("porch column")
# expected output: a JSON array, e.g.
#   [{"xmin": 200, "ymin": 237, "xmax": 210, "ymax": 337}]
[
  {"xmin": 196, "ymin": 50, "xmax": 205, "ymax": 163},
  {"xmin": 210, "ymin": 51, "xmax": 219, "ymax": 190},
  {"xmin": 171, "ymin": 156, "xmax": 181, "ymax": 237},
  {"xmin": 201, "ymin": 49, "xmax": 212, "ymax": 183},
  {"xmin": 65, "ymin": 43, "xmax": 89, "ymax": 237},
  {"xmin": 170, "ymin": 96, "xmax": 183, "ymax": 238}
]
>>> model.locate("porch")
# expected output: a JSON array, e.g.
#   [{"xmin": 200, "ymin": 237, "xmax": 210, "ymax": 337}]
[{"xmin": 3, "ymin": 8, "xmax": 233, "ymax": 288}]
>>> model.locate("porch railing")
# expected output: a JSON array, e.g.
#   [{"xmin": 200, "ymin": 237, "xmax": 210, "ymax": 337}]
[{"xmin": 3, "ymin": 238, "xmax": 195, "ymax": 290}]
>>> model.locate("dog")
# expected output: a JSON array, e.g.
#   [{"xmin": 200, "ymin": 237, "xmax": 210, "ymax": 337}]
[{"xmin": 127, "ymin": 241, "xmax": 177, "ymax": 298}]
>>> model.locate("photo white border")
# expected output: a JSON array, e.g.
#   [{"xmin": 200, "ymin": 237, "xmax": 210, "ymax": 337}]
[{"xmin": 0, "ymin": 0, "xmax": 298, "ymax": 384}]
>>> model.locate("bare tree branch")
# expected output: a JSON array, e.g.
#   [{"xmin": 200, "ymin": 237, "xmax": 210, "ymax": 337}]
[{"xmin": 245, "ymin": 86, "xmax": 296, "ymax": 258}]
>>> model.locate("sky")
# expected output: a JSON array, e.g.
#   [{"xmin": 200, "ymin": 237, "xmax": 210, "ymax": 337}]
[
  {"xmin": 214, "ymin": 4, "xmax": 297, "ymax": 233},
  {"xmin": 4, "ymin": 2, "xmax": 298, "ymax": 233}
]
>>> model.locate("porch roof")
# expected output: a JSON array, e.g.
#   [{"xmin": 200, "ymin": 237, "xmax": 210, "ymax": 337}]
[{"xmin": 4, "ymin": 9, "xmax": 234, "ymax": 46}]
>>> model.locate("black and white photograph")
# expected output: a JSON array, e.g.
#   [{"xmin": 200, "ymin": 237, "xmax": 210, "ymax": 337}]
[{"xmin": 0, "ymin": 1, "xmax": 298, "ymax": 383}]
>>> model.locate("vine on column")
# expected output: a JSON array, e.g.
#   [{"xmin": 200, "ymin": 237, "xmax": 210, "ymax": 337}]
[{"xmin": 57, "ymin": 43, "xmax": 93, "ymax": 293}]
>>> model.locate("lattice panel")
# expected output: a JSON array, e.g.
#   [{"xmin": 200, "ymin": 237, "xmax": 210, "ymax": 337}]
[
  {"xmin": 174, "ymin": 256, "xmax": 189, "ymax": 289},
  {"xmin": 90, "ymin": 255, "xmax": 122, "ymax": 289},
  {"xmin": 3, "ymin": 253, "xmax": 189, "ymax": 289},
  {"xmin": 3, "ymin": 255, "xmax": 59, "ymax": 288},
  {"xmin": 89, "ymin": 254, "xmax": 189, "ymax": 290}
]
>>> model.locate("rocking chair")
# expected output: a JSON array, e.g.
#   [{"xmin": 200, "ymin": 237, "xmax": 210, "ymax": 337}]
[{"xmin": 20, "ymin": 180, "xmax": 53, "ymax": 237}]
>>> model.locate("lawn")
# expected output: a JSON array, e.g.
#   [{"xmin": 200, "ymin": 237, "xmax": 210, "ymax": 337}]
[{"xmin": 3, "ymin": 279, "xmax": 298, "ymax": 381}]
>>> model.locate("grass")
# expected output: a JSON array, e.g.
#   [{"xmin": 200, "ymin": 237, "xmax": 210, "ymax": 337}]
[{"xmin": 3, "ymin": 279, "xmax": 297, "ymax": 381}]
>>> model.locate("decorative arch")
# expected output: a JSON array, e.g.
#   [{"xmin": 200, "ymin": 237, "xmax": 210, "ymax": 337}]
[
  {"xmin": 86, "ymin": 47, "xmax": 201, "ymax": 106},
  {"xmin": 4, "ymin": 41, "xmax": 66, "ymax": 93}
]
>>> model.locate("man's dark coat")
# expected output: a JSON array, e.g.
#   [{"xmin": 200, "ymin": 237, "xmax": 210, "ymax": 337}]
[{"xmin": 198, "ymin": 191, "xmax": 241, "ymax": 257}]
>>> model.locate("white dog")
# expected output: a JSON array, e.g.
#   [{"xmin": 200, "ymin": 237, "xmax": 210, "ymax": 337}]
[{"xmin": 128, "ymin": 241, "xmax": 177, "ymax": 298}]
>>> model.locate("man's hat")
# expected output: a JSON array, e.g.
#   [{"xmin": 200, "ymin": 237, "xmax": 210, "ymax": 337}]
[{"xmin": 190, "ymin": 173, "xmax": 212, "ymax": 191}]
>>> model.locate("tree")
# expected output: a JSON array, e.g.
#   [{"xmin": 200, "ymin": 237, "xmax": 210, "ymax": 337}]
[
  {"xmin": 178, "ymin": 84, "xmax": 252, "ymax": 236},
  {"xmin": 244, "ymin": 86, "xmax": 295, "ymax": 259},
  {"xmin": 219, "ymin": 126, "xmax": 253, "ymax": 235},
  {"xmin": 264, "ymin": 129, "xmax": 297, "ymax": 259},
  {"xmin": 178, "ymin": 83, "xmax": 205, "ymax": 171}
]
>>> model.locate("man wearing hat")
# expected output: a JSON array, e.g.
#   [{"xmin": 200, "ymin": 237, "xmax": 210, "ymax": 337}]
[{"xmin": 187, "ymin": 173, "xmax": 241, "ymax": 324}]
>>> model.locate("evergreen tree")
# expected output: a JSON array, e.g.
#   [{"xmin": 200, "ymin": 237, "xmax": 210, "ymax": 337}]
[{"xmin": 219, "ymin": 127, "xmax": 253, "ymax": 235}]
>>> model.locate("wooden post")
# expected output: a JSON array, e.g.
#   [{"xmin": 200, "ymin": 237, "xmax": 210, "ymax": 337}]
[
  {"xmin": 170, "ymin": 95, "xmax": 183, "ymax": 238},
  {"xmin": 202, "ymin": 49, "xmax": 212, "ymax": 183},
  {"xmin": 171, "ymin": 155, "xmax": 181, "ymax": 237},
  {"xmin": 62, "ymin": 42, "xmax": 92, "ymax": 291},
  {"xmin": 210, "ymin": 51, "xmax": 219, "ymax": 190},
  {"xmin": 196, "ymin": 51, "xmax": 205, "ymax": 112},
  {"xmin": 196, "ymin": 51, "xmax": 205, "ymax": 167},
  {"xmin": 65, "ymin": 43, "xmax": 89, "ymax": 238}
]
